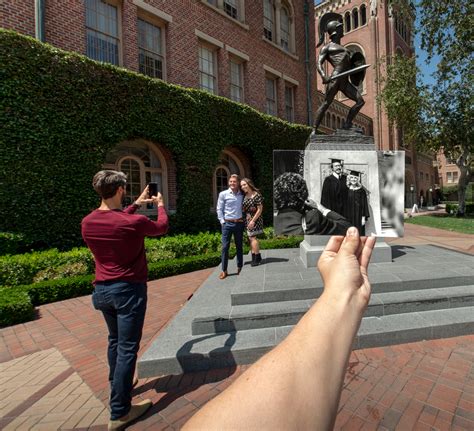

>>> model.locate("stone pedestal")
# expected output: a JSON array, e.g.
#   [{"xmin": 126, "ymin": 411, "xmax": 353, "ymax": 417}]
[{"xmin": 300, "ymin": 235, "xmax": 393, "ymax": 268}]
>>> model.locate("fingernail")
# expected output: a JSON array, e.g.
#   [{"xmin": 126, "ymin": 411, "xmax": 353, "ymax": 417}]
[{"xmin": 347, "ymin": 227, "xmax": 358, "ymax": 237}]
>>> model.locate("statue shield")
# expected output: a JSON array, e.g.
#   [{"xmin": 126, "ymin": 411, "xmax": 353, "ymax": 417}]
[{"xmin": 349, "ymin": 51, "xmax": 367, "ymax": 87}]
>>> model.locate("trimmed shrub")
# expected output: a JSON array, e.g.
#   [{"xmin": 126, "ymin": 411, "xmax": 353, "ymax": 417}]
[
  {"xmin": 20, "ymin": 275, "xmax": 95, "ymax": 306},
  {"xmin": 0, "ymin": 288, "xmax": 34, "ymax": 327},
  {"xmin": 445, "ymin": 202, "xmax": 474, "ymax": 215}
]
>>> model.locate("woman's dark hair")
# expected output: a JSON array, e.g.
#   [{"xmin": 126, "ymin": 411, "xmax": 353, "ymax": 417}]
[
  {"xmin": 273, "ymin": 172, "xmax": 308, "ymax": 211},
  {"xmin": 241, "ymin": 177, "xmax": 261, "ymax": 194}
]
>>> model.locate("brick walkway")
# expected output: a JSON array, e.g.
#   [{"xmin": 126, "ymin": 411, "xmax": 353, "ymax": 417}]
[{"xmin": 0, "ymin": 225, "xmax": 473, "ymax": 430}]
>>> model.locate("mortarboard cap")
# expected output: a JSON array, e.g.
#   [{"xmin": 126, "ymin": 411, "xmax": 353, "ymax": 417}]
[
  {"xmin": 329, "ymin": 158, "xmax": 344, "ymax": 165},
  {"xmin": 348, "ymin": 169, "xmax": 363, "ymax": 178}
]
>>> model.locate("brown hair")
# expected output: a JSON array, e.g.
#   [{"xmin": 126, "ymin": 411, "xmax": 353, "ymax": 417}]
[
  {"xmin": 229, "ymin": 173, "xmax": 241, "ymax": 183},
  {"xmin": 241, "ymin": 177, "xmax": 261, "ymax": 194},
  {"xmin": 92, "ymin": 170, "xmax": 127, "ymax": 199}
]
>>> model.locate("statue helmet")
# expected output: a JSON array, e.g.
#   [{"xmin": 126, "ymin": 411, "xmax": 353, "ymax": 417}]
[
  {"xmin": 317, "ymin": 12, "xmax": 343, "ymax": 47},
  {"xmin": 326, "ymin": 20, "xmax": 343, "ymax": 37}
]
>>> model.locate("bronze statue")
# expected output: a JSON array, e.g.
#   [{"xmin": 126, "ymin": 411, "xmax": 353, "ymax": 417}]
[{"xmin": 313, "ymin": 13, "xmax": 368, "ymax": 133}]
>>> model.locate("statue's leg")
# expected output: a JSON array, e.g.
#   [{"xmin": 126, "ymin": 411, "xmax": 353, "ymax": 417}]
[
  {"xmin": 313, "ymin": 83, "xmax": 339, "ymax": 131},
  {"xmin": 342, "ymin": 83, "xmax": 365, "ymax": 129}
]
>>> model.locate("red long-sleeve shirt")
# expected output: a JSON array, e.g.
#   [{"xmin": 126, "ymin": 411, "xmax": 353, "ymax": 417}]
[{"xmin": 81, "ymin": 205, "xmax": 168, "ymax": 284}]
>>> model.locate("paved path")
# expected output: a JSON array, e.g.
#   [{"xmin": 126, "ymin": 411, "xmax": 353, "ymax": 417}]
[{"xmin": 0, "ymin": 225, "xmax": 473, "ymax": 430}]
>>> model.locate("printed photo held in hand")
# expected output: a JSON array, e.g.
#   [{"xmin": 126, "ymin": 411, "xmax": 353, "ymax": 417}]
[{"xmin": 184, "ymin": 228, "xmax": 376, "ymax": 431}]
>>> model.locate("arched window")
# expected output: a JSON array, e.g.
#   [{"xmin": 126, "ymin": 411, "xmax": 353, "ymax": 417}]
[
  {"xmin": 352, "ymin": 9, "xmax": 359, "ymax": 29},
  {"xmin": 331, "ymin": 114, "xmax": 336, "ymax": 129},
  {"xmin": 337, "ymin": 117, "xmax": 341, "ymax": 128},
  {"xmin": 103, "ymin": 139, "xmax": 168, "ymax": 211},
  {"xmin": 263, "ymin": 0, "xmax": 275, "ymax": 42},
  {"xmin": 344, "ymin": 11, "xmax": 351, "ymax": 33},
  {"xmin": 213, "ymin": 150, "xmax": 245, "ymax": 203},
  {"xmin": 280, "ymin": 5, "xmax": 290, "ymax": 51},
  {"xmin": 326, "ymin": 112, "xmax": 331, "ymax": 126},
  {"xmin": 360, "ymin": 4, "xmax": 367, "ymax": 25}
]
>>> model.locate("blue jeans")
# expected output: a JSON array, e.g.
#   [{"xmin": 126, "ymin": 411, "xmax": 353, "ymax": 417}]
[
  {"xmin": 92, "ymin": 281, "xmax": 147, "ymax": 420},
  {"xmin": 221, "ymin": 221, "xmax": 244, "ymax": 272}
]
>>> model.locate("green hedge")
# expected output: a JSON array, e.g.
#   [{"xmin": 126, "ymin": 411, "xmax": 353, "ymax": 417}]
[
  {"xmin": 0, "ymin": 234, "xmax": 303, "ymax": 326},
  {"xmin": 0, "ymin": 288, "xmax": 35, "ymax": 327},
  {"xmin": 0, "ymin": 30, "xmax": 310, "ymax": 250}
]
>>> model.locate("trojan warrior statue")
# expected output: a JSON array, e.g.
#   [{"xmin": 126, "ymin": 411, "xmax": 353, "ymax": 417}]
[{"xmin": 313, "ymin": 13, "xmax": 368, "ymax": 133}]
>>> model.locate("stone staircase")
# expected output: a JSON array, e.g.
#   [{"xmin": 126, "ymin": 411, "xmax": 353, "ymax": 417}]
[{"xmin": 138, "ymin": 245, "xmax": 474, "ymax": 378}]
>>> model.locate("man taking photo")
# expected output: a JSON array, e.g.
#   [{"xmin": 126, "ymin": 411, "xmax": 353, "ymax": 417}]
[{"xmin": 81, "ymin": 170, "xmax": 168, "ymax": 430}]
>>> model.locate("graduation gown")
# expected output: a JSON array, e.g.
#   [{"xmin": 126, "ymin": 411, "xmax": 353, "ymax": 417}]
[
  {"xmin": 346, "ymin": 187, "xmax": 370, "ymax": 235},
  {"xmin": 321, "ymin": 174, "xmax": 348, "ymax": 216}
]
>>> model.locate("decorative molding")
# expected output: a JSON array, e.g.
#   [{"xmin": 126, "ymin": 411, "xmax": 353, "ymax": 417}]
[
  {"xmin": 261, "ymin": 37, "xmax": 299, "ymax": 60},
  {"xmin": 200, "ymin": 0, "xmax": 250, "ymax": 30},
  {"xmin": 263, "ymin": 64, "xmax": 283, "ymax": 78},
  {"xmin": 225, "ymin": 45, "xmax": 249, "ymax": 61},
  {"xmin": 195, "ymin": 29, "xmax": 224, "ymax": 48},
  {"xmin": 282, "ymin": 74, "xmax": 299, "ymax": 86},
  {"xmin": 133, "ymin": 0, "xmax": 173, "ymax": 22}
]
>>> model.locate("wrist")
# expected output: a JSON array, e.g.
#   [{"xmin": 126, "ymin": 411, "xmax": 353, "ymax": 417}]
[{"xmin": 133, "ymin": 201, "xmax": 141, "ymax": 207}]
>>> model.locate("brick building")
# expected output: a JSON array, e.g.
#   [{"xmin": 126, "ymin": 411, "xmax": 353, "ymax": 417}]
[
  {"xmin": 314, "ymin": 0, "xmax": 437, "ymax": 207},
  {"xmin": 1, "ymin": 0, "xmax": 374, "ymax": 208}
]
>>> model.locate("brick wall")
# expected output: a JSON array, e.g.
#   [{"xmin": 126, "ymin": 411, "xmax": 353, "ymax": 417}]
[{"xmin": 1, "ymin": 0, "xmax": 317, "ymax": 126}]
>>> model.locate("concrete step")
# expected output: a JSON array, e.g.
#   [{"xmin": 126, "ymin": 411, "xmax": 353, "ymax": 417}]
[
  {"xmin": 193, "ymin": 285, "xmax": 474, "ymax": 335},
  {"xmin": 231, "ymin": 273, "xmax": 474, "ymax": 305},
  {"xmin": 138, "ymin": 306, "xmax": 474, "ymax": 376}
]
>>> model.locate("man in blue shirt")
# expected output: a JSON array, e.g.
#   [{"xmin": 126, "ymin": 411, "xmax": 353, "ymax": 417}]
[{"xmin": 216, "ymin": 174, "xmax": 244, "ymax": 279}]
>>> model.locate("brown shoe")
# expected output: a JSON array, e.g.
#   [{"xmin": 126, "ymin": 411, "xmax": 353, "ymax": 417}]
[
  {"xmin": 237, "ymin": 267, "xmax": 242, "ymax": 275},
  {"xmin": 219, "ymin": 271, "xmax": 228, "ymax": 279},
  {"xmin": 108, "ymin": 399, "xmax": 152, "ymax": 430}
]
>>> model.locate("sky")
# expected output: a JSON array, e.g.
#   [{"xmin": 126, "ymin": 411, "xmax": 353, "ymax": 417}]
[{"xmin": 313, "ymin": 0, "xmax": 439, "ymax": 87}]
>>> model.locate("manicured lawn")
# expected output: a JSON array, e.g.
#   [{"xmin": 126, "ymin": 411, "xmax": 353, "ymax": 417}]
[{"xmin": 405, "ymin": 214, "xmax": 474, "ymax": 234}]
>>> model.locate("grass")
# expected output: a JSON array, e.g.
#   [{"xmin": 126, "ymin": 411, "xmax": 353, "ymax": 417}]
[{"xmin": 405, "ymin": 214, "xmax": 474, "ymax": 234}]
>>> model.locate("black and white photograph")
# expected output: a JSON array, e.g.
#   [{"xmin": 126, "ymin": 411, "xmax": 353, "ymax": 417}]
[{"xmin": 273, "ymin": 150, "xmax": 405, "ymax": 237}]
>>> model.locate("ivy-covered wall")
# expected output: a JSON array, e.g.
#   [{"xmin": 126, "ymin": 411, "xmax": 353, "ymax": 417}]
[{"xmin": 0, "ymin": 30, "xmax": 310, "ymax": 249}]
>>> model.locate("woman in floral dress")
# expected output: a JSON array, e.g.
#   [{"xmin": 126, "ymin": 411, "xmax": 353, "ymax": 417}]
[{"xmin": 241, "ymin": 178, "xmax": 264, "ymax": 266}]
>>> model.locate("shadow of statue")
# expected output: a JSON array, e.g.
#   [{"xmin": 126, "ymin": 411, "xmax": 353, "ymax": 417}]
[{"xmin": 133, "ymin": 321, "xmax": 238, "ymax": 421}]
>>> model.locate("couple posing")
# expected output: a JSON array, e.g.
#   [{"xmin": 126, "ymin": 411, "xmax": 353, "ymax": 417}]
[
  {"xmin": 321, "ymin": 158, "xmax": 370, "ymax": 236},
  {"xmin": 216, "ymin": 174, "xmax": 264, "ymax": 279}
]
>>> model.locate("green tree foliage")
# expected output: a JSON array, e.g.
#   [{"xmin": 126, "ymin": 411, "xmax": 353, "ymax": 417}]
[
  {"xmin": 0, "ymin": 30, "xmax": 310, "ymax": 249},
  {"xmin": 380, "ymin": 0, "xmax": 473, "ymax": 215}
]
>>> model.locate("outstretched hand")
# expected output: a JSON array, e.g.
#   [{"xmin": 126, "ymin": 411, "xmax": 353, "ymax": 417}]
[{"xmin": 317, "ymin": 227, "xmax": 376, "ymax": 311}]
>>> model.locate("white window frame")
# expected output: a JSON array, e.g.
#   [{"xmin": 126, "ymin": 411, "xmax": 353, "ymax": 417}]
[
  {"xmin": 265, "ymin": 75, "xmax": 278, "ymax": 116},
  {"xmin": 103, "ymin": 139, "xmax": 168, "ymax": 212},
  {"xmin": 284, "ymin": 85, "xmax": 295, "ymax": 122},
  {"xmin": 199, "ymin": 43, "xmax": 218, "ymax": 95},
  {"xmin": 263, "ymin": 0, "xmax": 275, "ymax": 42},
  {"xmin": 85, "ymin": 0, "xmax": 122, "ymax": 65},
  {"xmin": 229, "ymin": 57, "xmax": 244, "ymax": 103}
]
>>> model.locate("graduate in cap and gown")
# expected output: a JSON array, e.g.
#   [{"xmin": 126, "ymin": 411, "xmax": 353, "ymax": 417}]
[
  {"xmin": 321, "ymin": 158, "xmax": 348, "ymax": 217},
  {"xmin": 346, "ymin": 170, "xmax": 370, "ymax": 235}
]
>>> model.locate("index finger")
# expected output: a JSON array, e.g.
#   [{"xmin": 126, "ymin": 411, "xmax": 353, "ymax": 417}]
[{"xmin": 359, "ymin": 236, "xmax": 376, "ymax": 271}]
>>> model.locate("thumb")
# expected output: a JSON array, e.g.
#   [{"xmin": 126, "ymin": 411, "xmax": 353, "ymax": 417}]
[{"xmin": 340, "ymin": 227, "xmax": 360, "ymax": 257}]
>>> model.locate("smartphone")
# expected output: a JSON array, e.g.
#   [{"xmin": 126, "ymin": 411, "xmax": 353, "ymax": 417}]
[{"xmin": 148, "ymin": 182, "xmax": 158, "ymax": 198}]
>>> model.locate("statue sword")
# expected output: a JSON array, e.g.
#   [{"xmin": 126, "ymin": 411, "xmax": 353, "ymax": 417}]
[{"xmin": 328, "ymin": 64, "xmax": 371, "ymax": 81}]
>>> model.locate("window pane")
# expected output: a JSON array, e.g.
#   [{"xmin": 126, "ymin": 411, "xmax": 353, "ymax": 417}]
[
  {"xmin": 280, "ymin": 7, "xmax": 290, "ymax": 51},
  {"xmin": 285, "ymin": 86, "xmax": 294, "ymax": 121},
  {"xmin": 216, "ymin": 168, "xmax": 229, "ymax": 195},
  {"xmin": 263, "ymin": 0, "xmax": 274, "ymax": 41},
  {"xmin": 265, "ymin": 78, "xmax": 277, "ymax": 116},
  {"xmin": 86, "ymin": 0, "xmax": 119, "ymax": 65},
  {"xmin": 224, "ymin": 0, "xmax": 238, "ymax": 19},
  {"xmin": 230, "ymin": 60, "xmax": 243, "ymax": 102},
  {"xmin": 199, "ymin": 46, "xmax": 217, "ymax": 94}
]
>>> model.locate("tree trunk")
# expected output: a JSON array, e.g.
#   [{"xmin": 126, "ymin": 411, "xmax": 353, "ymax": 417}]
[{"xmin": 456, "ymin": 149, "xmax": 472, "ymax": 217}]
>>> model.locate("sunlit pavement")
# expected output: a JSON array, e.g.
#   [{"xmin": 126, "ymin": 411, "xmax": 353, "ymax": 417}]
[{"xmin": 1, "ymin": 225, "xmax": 473, "ymax": 430}]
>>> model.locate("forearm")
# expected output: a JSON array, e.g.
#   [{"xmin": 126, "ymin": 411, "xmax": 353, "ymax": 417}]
[{"xmin": 184, "ymin": 290, "xmax": 365, "ymax": 431}]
